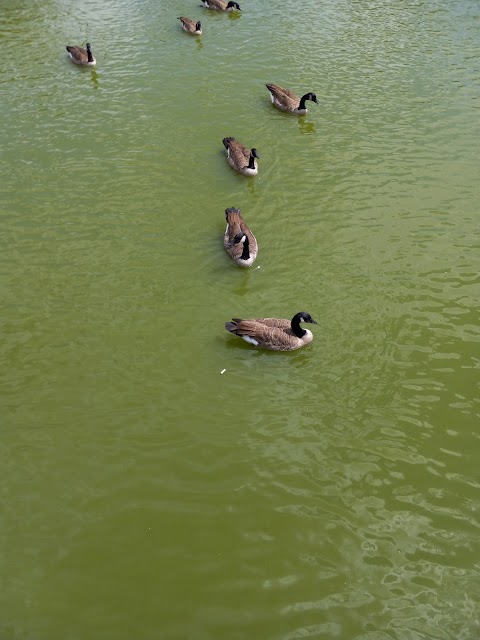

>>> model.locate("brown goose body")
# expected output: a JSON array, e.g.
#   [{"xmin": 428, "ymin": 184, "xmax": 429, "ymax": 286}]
[
  {"xmin": 265, "ymin": 83, "xmax": 318, "ymax": 115},
  {"xmin": 225, "ymin": 312, "xmax": 317, "ymax": 351},
  {"xmin": 66, "ymin": 43, "xmax": 96, "ymax": 66},
  {"xmin": 224, "ymin": 207, "xmax": 258, "ymax": 268},
  {"xmin": 201, "ymin": 0, "xmax": 241, "ymax": 10},
  {"xmin": 178, "ymin": 16, "xmax": 202, "ymax": 34},
  {"xmin": 222, "ymin": 137, "xmax": 259, "ymax": 177}
]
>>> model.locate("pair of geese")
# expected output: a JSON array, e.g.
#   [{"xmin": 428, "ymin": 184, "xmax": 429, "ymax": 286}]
[
  {"xmin": 220, "ymin": 81, "xmax": 318, "ymax": 178},
  {"xmin": 178, "ymin": 0, "xmax": 241, "ymax": 33},
  {"xmin": 222, "ymin": 204, "xmax": 316, "ymax": 352},
  {"xmin": 65, "ymin": 21, "xmax": 318, "ymax": 352}
]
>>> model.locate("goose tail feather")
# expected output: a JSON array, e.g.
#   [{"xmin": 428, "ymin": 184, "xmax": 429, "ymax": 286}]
[
  {"xmin": 225, "ymin": 207, "xmax": 241, "ymax": 221},
  {"xmin": 222, "ymin": 137, "xmax": 235, "ymax": 149}
]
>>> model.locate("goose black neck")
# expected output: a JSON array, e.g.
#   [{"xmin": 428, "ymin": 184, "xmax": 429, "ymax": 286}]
[
  {"xmin": 87, "ymin": 46, "xmax": 94, "ymax": 63},
  {"xmin": 291, "ymin": 315, "xmax": 307, "ymax": 338},
  {"xmin": 240, "ymin": 235, "xmax": 250, "ymax": 261},
  {"xmin": 248, "ymin": 153, "xmax": 256, "ymax": 170},
  {"xmin": 299, "ymin": 94, "xmax": 309, "ymax": 111}
]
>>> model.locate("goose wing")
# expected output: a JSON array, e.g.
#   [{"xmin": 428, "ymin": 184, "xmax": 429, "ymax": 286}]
[
  {"xmin": 178, "ymin": 16, "xmax": 195, "ymax": 29},
  {"xmin": 224, "ymin": 208, "xmax": 243, "ymax": 242},
  {"xmin": 253, "ymin": 317, "xmax": 290, "ymax": 329},
  {"xmin": 226, "ymin": 319, "xmax": 296, "ymax": 350},
  {"xmin": 204, "ymin": 0, "xmax": 226, "ymax": 8},
  {"xmin": 66, "ymin": 45, "xmax": 88, "ymax": 62},
  {"xmin": 266, "ymin": 84, "xmax": 300, "ymax": 107},
  {"xmin": 224, "ymin": 209, "xmax": 244, "ymax": 256},
  {"xmin": 223, "ymin": 137, "xmax": 250, "ymax": 169},
  {"xmin": 237, "ymin": 216, "xmax": 257, "ymax": 256}
]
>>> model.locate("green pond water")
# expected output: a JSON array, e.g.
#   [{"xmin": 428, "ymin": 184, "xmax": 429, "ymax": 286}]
[{"xmin": 1, "ymin": 0, "xmax": 479, "ymax": 638}]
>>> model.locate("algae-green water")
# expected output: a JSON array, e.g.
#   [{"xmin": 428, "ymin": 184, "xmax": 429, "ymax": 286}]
[{"xmin": 1, "ymin": 0, "xmax": 479, "ymax": 638}]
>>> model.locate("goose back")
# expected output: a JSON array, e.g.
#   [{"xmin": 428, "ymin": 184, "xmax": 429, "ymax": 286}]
[{"xmin": 224, "ymin": 207, "xmax": 258, "ymax": 267}]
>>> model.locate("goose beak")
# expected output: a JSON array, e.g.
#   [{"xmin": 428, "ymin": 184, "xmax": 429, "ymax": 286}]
[{"xmin": 310, "ymin": 319, "xmax": 318, "ymax": 324}]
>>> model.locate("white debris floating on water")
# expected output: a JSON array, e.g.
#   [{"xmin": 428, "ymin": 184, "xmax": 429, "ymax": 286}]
[{"xmin": 220, "ymin": 369, "xmax": 226, "ymax": 374}]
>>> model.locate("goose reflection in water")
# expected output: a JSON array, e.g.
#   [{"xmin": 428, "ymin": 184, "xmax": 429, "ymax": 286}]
[
  {"xmin": 90, "ymin": 68, "xmax": 99, "ymax": 89},
  {"xmin": 298, "ymin": 117, "xmax": 316, "ymax": 135}
]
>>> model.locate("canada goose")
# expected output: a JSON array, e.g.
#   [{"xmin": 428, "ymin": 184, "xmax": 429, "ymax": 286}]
[
  {"xmin": 222, "ymin": 137, "xmax": 259, "ymax": 176},
  {"xmin": 225, "ymin": 312, "xmax": 317, "ymax": 351},
  {"xmin": 66, "ymin": 43, "xmax": 96, "ymax": 66},
  {"xmin": 266, "ymin": 84, "xmax": 318, "ymax": 115},
  {"xmin": 178, "ymin": 17, "xmax": 202, "ymax": 34},
  {"xmin": 201, "ymin": 0, "xmax": 241, "ymax": 10},
  {"xmin": 224, "ymin": 207, "xmax": 258, "ymax": 267}
]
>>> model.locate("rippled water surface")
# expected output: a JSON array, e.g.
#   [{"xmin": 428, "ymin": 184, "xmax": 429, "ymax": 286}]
[{"xmin": 1, "ymin": 0, "xmax": 479, "ymax": 638}]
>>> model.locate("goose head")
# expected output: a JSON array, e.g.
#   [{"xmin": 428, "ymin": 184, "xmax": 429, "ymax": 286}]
[{"xmin": 297, "ymin": 312, "xmax": 317, "ymax": 325}]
